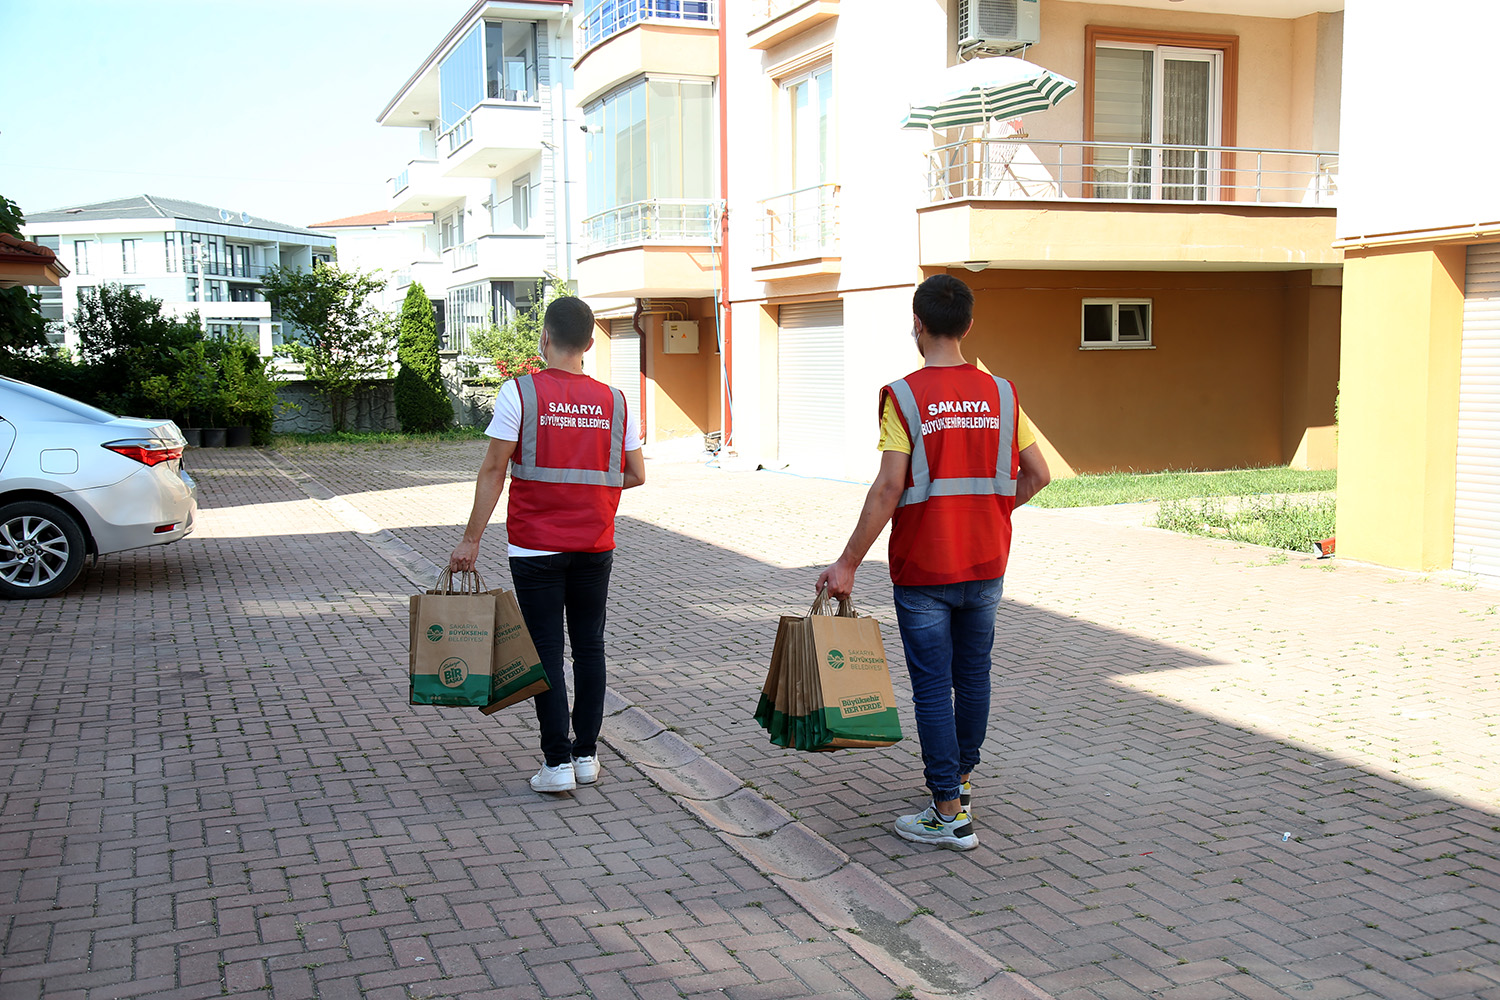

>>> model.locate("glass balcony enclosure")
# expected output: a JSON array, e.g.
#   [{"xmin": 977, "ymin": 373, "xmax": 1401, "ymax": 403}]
[
  {"xmin": 582, "ymin": 77, "xmax": 715, "ymax": 251},
  {"xmin": 439, "ymin": 19, "xmax": 539, "ymax": 135}
]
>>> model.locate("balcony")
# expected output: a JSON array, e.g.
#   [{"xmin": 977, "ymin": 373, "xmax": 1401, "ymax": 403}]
[
  {"xmin": 393, "ymin": 258, "xmax": 446, "ymax": 291},
  {"xmin": 577, "ymin": 199, "xmax": 721, "ymax": 297},
  {"xmin": 918, "ymin": 138, "xmax": 1342, "ymax": 272},
  {"xmin": 390, "ymin": 157, "xmax": 464, "ymax": 213},
  {"xmin": 436, "ymin": 103, "xmax": 543, "ymax": 179},
  {"xmin": 747, "ymin": 0, "xmax": 838, "ymax": 50},
  {"xmin": 442, "ymin": 233, "xmax": 547, "ymax": 280},
  {"xmin": 752, "ymin": 183, "xmax": 840, "ymax": 281},
  {"xmin": 574, "ymin": 1, "xmax": 719, "ymax": 105},
  {"xmin": 579, "ymin": 0, "xmax": 715, "ymax": 54}
]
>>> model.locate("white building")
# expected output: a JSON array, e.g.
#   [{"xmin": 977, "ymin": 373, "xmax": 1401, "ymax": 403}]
[
  {"xmin": 307, "ymin": 210, "xmax": 437, "ymax": 322},
  {"xmin": 22, "ymin": 195, "xmax": 334, "ymax": 355},
  {"xmin": 374, "ymin": 0, "xmax": 582, "ymax": 353}
]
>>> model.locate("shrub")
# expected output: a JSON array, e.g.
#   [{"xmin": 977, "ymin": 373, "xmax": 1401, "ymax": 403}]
[{"xmin": 393, "ymin": 282, "xmax": 451, "ymax": 432}]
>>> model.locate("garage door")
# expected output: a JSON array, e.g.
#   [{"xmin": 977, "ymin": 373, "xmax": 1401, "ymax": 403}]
[
  {"xmin": 1454, "ymin": 243, "xmax": 1500, "ymax": 582},
  {"xmin": 608, "ymin": 319, "xmax": 642, "ymax": 438},
  {"xmin": 777, "ymin": 301, "xmax": 845, "ymax": 469}
]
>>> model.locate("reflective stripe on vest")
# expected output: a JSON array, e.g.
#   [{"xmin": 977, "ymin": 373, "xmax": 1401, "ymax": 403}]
[
  {"xmin": 510, "ymin": 374, "xmax": 627, "ymax": 488},
  {"xmin": 887, "ymin": 375, "xmax": 1018, "ymax": 507}
]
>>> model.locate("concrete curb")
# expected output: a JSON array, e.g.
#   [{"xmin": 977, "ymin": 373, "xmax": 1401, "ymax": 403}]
[{"xmin": 263, "ymin": 446, "xmax": 1056, "ymax": 1000}]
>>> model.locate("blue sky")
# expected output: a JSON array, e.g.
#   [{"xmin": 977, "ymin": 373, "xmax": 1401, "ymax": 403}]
[{"xmin": 1, "ymin": 0, "xmax": 468, "ymax": 228}]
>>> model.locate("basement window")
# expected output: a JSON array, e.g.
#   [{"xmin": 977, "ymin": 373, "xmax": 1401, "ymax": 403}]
[{"xmin": 1082, "ymin": 299, "xmax": 1153, "ymax": 348}]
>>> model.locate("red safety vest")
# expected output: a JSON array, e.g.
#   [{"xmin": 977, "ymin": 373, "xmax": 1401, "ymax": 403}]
[
  {"xmin": 507, "ymin": 370, "xmax": 628, "ymax": 552},
  {"xmin": 881, "ymin": 364, "xmax": 1019, "ymax": 586}
]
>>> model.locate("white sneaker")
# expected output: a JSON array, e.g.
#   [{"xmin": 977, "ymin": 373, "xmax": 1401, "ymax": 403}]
[
  {"xmin": 529, "ymin": 762, "xmax": 576, "ymax": 793},
  {"xmin": 894, "ymin": 803, "xmax": 978, "ymax": 851},
  {"xmin": 572, "ymin": 756, "xmax": 601, "ymax": 784}
]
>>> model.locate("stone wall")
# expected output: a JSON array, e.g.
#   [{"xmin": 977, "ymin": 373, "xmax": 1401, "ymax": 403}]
[{"xmin": 272, "ymin": 380, "xmax": 400, "ymax": 435}]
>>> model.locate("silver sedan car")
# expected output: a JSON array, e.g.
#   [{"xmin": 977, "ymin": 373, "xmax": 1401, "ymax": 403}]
[{"xmin": 0, "ymin": 376, "xmax": 197, "ymax": 598}]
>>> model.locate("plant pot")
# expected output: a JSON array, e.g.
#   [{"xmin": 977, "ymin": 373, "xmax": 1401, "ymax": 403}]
[
  {"xmin": 181, "ymin": 427, "xmax": 203, "ymax": 447},
  {"xmin": 201, "ymin": 427, "xmax": 228, "ymax": 448},
  {"xmin": 226, "ymin": 425, "xmax": 253, "ymax": 448}
]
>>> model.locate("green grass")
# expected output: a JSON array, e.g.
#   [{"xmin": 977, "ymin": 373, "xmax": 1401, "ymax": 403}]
[
  {"xmin": 1155, "ymin": 494, "xmax": 1336, "ymax": 552},
  {"xmin": 1030, "ymin": 466, "xmax": 1336, "ymax": 509},
  {"xmin": 270, "ymin": 427, "xmax": 489, "ymax": 450}
]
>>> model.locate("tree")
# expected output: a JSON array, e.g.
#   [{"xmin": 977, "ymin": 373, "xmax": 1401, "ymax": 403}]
[
  {"xmin": 71, "ymin": 284, "xmax": 202, "ymax": 415},
  {"xmin": 392, "ymin": 282, "xmax": 451, "ymax": 432},
  {"xmin": 0, "ymin": 194, "xmax": 49, "ymax": 353},
  {"xmin": 466, "ymin": 280, "xmax": 554, "ymax": 384},
  {"xmin": 261, "ymin": 261, "xmax": 394, "ymax": 433}
]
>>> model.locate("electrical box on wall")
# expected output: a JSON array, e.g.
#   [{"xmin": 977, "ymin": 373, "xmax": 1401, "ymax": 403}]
[{"xmin": 663, "ymin": 320, "xmax": 699, "ymax": 354}]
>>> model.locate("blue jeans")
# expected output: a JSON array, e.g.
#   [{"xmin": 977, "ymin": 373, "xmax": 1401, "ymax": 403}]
[
  {"xmin": 509, "ymin": 551, "xmax": 613, "ymax": 767},
  {"xmin": 892, "ymin": 577, "xmax": 1004, "ymax": 803}
]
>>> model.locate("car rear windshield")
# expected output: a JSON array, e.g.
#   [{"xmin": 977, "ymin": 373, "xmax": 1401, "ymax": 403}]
[{"xmin": 0, "ymin": 377, "xmax": 118, "ymax": 423}]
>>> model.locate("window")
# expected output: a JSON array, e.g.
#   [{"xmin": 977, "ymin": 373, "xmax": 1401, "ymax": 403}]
[
  {"xmin": 1088, "ymin": 29, "xmax": 1235, "ymax": 202},
  {"xmin": 772, "ymin": 63, "xmax": 834, "ymax": 256},
  {"xmin": 121, "ymin": 239, "xmax": 138, "ymax": 274},
  {"xmin": 73, "ymin": 240, "xmax": 92, "ymax": 275},
  {"xmin": 512, "ymin": 175, "xmax": 531, "ymax": 230},
  {"xmin": 1082, "ymin": 299, "xmax": 1152, "ymax": 347},
  {"xmin": 232, "ymin": 245, "xmax": 250, "ymax": 277},
  {"xmin": 485, "ymin": 21, "xmax": 537, "ymax": 102},
  {"xmin": 445, "ymin": 281, "xmax": 491, "ymax": 352},
  {"xmin": 583, "ymin": 77, "xmax": 715, "ymax": 246},
  {"xmin": 440, "ymin": 211, "xmax": 464, "ymax": 249}
]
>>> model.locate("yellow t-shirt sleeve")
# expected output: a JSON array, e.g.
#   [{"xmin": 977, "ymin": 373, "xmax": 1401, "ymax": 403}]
[{"xmin": 878, "ymin": 397, "xmax": 1035, "ymax": 452}]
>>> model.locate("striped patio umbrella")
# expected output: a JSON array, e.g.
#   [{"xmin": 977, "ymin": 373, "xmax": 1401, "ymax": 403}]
[{"xmin": 901, "ymin": 56, "xmax": 1077, "ymax": 131}]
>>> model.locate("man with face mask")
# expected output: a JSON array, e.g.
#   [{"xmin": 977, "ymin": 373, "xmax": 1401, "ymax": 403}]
[
  {"xmin": 817, "ymin": 274, "xmax": 1050, "ymax": 850},
  {"xmin": 450, "ymin": 295, "xmax": 645, "ymax": 794}
]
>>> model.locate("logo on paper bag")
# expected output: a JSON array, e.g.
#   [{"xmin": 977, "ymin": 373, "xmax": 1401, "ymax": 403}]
[
  {"xmin": 427, "ymin": 624, "xmax": 444, "ymax": 641},
  {"xmin": 439, "ymin": 657, "xmax": 469, "ymax": 687},
  {"xmin": 841, "ymin": 693, "xmax": 886, "ymax": 717},
  {"xmin": 826, "ymin": 649, "xmax": 845, "ymax": 670}
]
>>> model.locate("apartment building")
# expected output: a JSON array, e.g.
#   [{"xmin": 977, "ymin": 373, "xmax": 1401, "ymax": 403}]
[
  {"xmin": 307, "ymin": 210, "xmax": 437, "ymax": 321},
  {"xmin": 376, "ymin": 0, "xmax": 579, "ymax": 354},
  {"xmin": 1332, "ymin": 1, "xmax": 1500, "ymax": 583},
  {"xmin": 21, "ymin": 195, "xmax": 334, "ymax": 355},
  {"xmin": 571, "ymin": 0, "xmax": 724, "ymax": 459},
  {"xmin": 712, "ymin": 0, "xmax": 1344, "ymax": 483}
]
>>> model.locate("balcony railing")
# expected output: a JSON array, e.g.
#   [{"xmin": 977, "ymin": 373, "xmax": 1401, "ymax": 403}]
[
  {"xmin": 925, "ymin": 139, "xmax": 1338, "ymax": 207},
  {"xmin": 580, "ymin": 199, "xmax": 721, "ymax": 255},
  {"xmin": 757, "ymin": 183, "xmax": 839, "ymax": 263},
  {"xmin": 168, "ymin": 259, "xmax": 281, "ymax": 279},
  {"xmin": 579, "ymin": 0, "xmax": 716, "ymax": 52},
  {"xmin": 448, "ymin": 240, "xmax": 479, "ymax": 270},
  {"xmin": 393, "ymin": 169, "xmax": 409, "ymax": 197},
  {"xmin": 441, "ymin": 115, "xmax": 473, "ymax": 156}
]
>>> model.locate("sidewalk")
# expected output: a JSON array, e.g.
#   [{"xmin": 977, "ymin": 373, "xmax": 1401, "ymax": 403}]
[{"xmin": 4, "ymin": 440, "xmax": 1500, "ymax": 999}]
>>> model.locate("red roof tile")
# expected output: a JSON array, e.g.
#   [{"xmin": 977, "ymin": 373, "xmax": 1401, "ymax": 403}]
[{"xmin": 308, "ymin": 210, "xmax": 433, "ymax": 228}]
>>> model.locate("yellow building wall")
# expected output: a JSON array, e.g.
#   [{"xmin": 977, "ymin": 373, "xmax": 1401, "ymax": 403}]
[
  {"xmin": 1335, "ymin": 245, "xmax": 1466, "ymax": 571},
  {"xmin": 959, "ymin": 269, "xmax": 1341, "ymax": 475},
  {"xmin": 641, "ymin": 299, "xmax": 719, "ymax": 443}
]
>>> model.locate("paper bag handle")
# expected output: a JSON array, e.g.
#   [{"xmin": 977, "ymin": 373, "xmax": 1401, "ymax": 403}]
[
  {"xmin": 811, "ymin": 586, "xmax": 857, "ymax": 618},
  {"xmin": 433, "ymin": 568, "xmax": 487, "ymax": 594}
]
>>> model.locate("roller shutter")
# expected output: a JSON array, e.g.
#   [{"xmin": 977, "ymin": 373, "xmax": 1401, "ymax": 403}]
[
  {"xmin": 1454, "ymin": 243, "xmax": 1500, "ymax": 582},
  {"xmin": 609, "ymin": 319, "xmax": 642, "ymax": 438},
  {"xmin": 777, "ymin": 301, "xmax": 845, "ymax": 469}
]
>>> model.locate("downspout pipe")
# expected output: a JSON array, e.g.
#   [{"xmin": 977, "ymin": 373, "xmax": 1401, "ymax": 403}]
[{"xmin": 717, "ymin": 3, "xmax": 733, "ymax": 451}]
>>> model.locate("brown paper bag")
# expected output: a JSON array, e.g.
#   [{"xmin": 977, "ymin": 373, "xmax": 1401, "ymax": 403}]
[
  {"xmin": 806, "ymin": 592, "xmax": 902, "ymax": 748},
  {"xmin": 479, "ymin": 588, "xmax": 550, "ymax": 714},
  {"xmin": 410, "ymin": 570, "xmax": 497, "ymax": 707}
]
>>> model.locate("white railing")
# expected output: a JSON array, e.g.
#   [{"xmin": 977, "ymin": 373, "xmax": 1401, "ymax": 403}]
[
  {"xmin": 449, "ymin": 240, "xmax": 479, "ymax": 270},
  {"xmin": 925, "ymin": 138, "xmax": 1339, "ymax": 207},
  {"xmin": 580, "ymin": 199, "xmax": 721, "ymax": 254},
  {"xmin": 579, "ymin": 0, "xmax": 716, "ymax": 52},
  {"xmin": 758, "ymin": 183, "xmax": 839, "ymax": 263},
  {"xmin": 394, "ymin": 267, "xmax": 412, "ymax": 288},
  {"xmin": 392, "ymin": 170, "xmax": 409, "ymax": 197},
  {"xmin": 441, "ymin": 115, "xmax": 473, "ymax": 156}
]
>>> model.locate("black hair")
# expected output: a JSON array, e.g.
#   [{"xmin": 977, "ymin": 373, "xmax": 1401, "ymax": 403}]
[
  {"xmin": 912, "ymin": 274, "xmax": 974, "ymax": 338},
  {"xmin": 543, "ymin": 296, "xmax": 594, "ymax": 352}
]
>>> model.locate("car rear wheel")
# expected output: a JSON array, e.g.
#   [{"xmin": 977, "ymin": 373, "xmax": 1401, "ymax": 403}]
[{"xmin": 0, "ymin": 501, "xmax": 88, "ymax": 599}]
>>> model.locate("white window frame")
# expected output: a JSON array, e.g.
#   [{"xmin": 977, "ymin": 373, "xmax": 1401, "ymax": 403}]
[
  {"xmin": 1094, "ymin": 41, "xmax": 1223, "ymax": 201},
  {"xmin": 1081, "ymin": 298, "xmax": 1153, "ymax": 349},
  {"xmin": 121, "ymin": 238, "xmax": 138, "ymax": 274},
  {"xmin": 74, "ymin": 240, "xmax": 92, "ymax": 275}
]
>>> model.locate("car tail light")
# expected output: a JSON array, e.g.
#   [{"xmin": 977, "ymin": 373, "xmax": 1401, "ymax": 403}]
[{"xmin": 103, "ymin": 439, "xmax": 184, "ymax": 467}]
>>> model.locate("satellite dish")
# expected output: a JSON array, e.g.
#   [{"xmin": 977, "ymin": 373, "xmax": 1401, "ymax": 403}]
[
  {"xmin": 218, "ymin": 208, "xmax": 232, "ymax": 222},
  {"xmin": 240, "ymin": 211, "xmax": 250, "ymax": 223}
]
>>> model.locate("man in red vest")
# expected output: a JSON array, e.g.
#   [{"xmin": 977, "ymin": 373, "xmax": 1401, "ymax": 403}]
[
  {"xmin": 817, "ymin": 274, "xmax": 1050, "ymax": 850},
  {"xmin": 450, "ymin": 296, "xmax": 645, "ymax": 794}
]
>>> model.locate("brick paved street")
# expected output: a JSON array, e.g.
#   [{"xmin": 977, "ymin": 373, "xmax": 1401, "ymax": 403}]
[{"xmin": 5, "ymin": 439, "xmax": 1500, "ymax": 999}]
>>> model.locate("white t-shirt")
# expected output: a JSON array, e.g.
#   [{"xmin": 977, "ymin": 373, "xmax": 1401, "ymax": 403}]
[{"xmin": 485, "ymin": 376, "xmax": 642, "ymax": 558}]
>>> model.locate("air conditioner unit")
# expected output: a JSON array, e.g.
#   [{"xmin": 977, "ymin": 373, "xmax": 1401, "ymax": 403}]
[{"xmin": 958, "ymin": 0, "xmax": 1041, "ymax": 55}]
